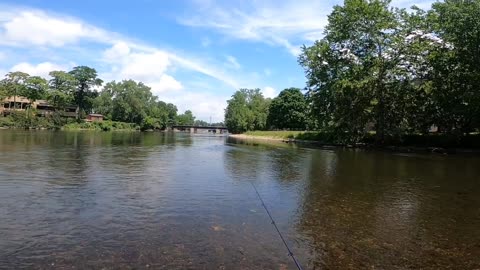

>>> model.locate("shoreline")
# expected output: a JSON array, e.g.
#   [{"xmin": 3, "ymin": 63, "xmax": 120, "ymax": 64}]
[{"xmin": 228, "ymin": 134, "xmax": 480, "ymax": 155}]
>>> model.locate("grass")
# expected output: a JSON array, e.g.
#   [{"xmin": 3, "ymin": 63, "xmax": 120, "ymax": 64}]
[
  {"xmin": 244, "ymin": 130, "xmax": 336, "ymax": 142},
  {"xmin": 244, "ymin": 130, "xmax": 307, "ymax": 139},
  {"xmin": 242, "ymin": 130, "xmax": 480, "ymax": 149}
]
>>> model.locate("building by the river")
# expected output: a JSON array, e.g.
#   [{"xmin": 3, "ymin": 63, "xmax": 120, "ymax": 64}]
[{"xmin": 0, "ymin": 96, "xmax": 77, "ymax": 118}]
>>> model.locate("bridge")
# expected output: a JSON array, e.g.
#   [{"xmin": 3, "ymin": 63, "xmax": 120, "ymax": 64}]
[{"xmin": 171, "ymin": 125, "xmax": 228, "ymax": 134}]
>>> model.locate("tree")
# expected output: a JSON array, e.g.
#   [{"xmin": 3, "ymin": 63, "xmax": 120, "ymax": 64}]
[
  {"xmin": 93, "ymin": 87, "xmax": 114, "ymax": 120},
  {"xmin": 224, "ymin": 88, "xmax": 270, "ymax": 133},
  {"xmin": 267, "ymin": 88, "xmax": 308, "ymax": 130},
  {"xmin": 103, "ymin": 80, "xmax": 155, "ymax": 124},
  {"xmin": 299, "ymin": 0, "xmax": 410, "ymax": 143},
  {"xmin": 0, "ymin": 72, "xmax": 29, "ymax": 109},
  {"xmin": 69, "ymin": 66, "xmax": 103, "ymax": 119},
  {"xmin": 176, "ymin": 110, "xmax": 196, "ymax": 125},
  {"xmin": 194, "ymin": 119, "xmax": 209, "ymax": 126},
  {"xmin": 24, "ymin": 76, "xmax": 48, "ymax": 103},
  {"xmin": 428, "ymin": 0, "xmax": 480, "ymax": 134},
  {"xmin": 48, "ymin": 71, "xmax": 77, "ymax": 109}
]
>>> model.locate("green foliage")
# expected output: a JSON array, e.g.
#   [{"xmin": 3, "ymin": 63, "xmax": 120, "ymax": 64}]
[
  {"xmin": 107, "ymin": 80, "xmax": 153, "ymax": 124},
  {"xmin": 0, "ymin": 72, "xmax": 30, "ymax": 106},
  {"xmin": 62, "ymin": 120, "xmax": 137, "ymax": 131},
  {"xmin": 267, "ymin": 88, "xmax": 308, "ymax": 130},
  {"xmin": 244, "ymin": 130, "xmax": 337, "ymax": 142},
  {"xmin": 69, "ymin": 66, "xmax": 103, "ymax": 118},
  {"xmin": 94, "ymin": 80, "xmax": 179, "ymax": 130},
  {"xmin": 225, "ymin": 88, "xmax": 270, "ymax": 133},
  {"xmin": 194, "ymin": 119, "xmax": 209, "ymax": 126},
  {"xmin": 298, "ymin": 0, "xmax": 480, "ymax": 144},
  {"xmin": 0, "ymin": 112, "xmax": 76, "ymax": 129},
  {"xmin": 22, "ymin": 76, "xmax": 48, "ymax": 103},
  {"xmin": 176, "ymin": 110, "xmax": 195, "ymax": 125},
  {"xmin": 428, "ymin": 0, "xmax": 480, "ymax": 134},
  {"xmin": 0, "ymin": 66, "xmax": 192, "ymax": 131},
  {"xmin": 48, "ymin": 71, "xmax": 77, "ymax": 109}
]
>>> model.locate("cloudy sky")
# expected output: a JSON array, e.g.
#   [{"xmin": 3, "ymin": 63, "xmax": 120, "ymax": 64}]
[{"xmin": 0, "ymin": 0, "xmax": 434, "ymax": 121}]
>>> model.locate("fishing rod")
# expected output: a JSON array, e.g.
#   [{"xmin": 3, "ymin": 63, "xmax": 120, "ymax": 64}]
[{"xmin": 250, "ymin": 182, "xmax": 304, "ymax": 270}]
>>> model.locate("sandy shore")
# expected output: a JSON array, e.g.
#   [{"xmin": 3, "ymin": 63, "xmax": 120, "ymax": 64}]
[{"xmin": 228, "ymin": 134, "xmax": 287, "ymax": 142}]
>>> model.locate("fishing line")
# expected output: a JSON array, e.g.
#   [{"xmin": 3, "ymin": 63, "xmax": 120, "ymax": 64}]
[{"xmin": 250, "ymin": 182, "xmax": 304, "ymax": 270}]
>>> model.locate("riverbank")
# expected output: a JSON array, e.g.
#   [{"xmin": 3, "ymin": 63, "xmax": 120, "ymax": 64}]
[
  {"xmin": 62, "ymin": 121, "xmax": 138, "ymax": 131},
  {"xmin": 0, "ymin": 115, "xmax": 139, "ymax": 131},
  {"xmin": 230, "ymin": 131, "xmax": 480, "ymax": 154}
]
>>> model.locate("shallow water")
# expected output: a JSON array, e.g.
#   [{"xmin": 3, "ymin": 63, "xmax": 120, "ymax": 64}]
[{"xmin": 0, "ymin": 130, "xmax": 479, "ymax": 269}]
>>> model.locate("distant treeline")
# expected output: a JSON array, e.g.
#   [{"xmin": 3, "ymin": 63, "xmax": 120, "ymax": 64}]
[
  {"xmin": 0, "ymin": 66, "xmax": 203, "ymax": 130},
  {"xmin": 225, "ymin": 0, "xmax": 480, "ymax": 145}
]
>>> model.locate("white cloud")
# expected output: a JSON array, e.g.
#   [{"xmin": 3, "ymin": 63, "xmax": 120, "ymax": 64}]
[
  {"xmin": 0, "ymin": 7, "xmax": 241, "ymax": 92},
  {"xmin": 263, "ymin": 86, "xmax": 277, "ymax": 98},
  {"xmin": 101, "ymin": 42, "xmax": 183, "ymax": 94},
  {"xmin": 10, "ymin": 62, "xmax": 71, "ymax": 78},
  {"xmin": 163, "ymin": 91, "xmax": 228, "ymax": 121},
  {"xmin": 180, "ymin": 0, "xmax": 437, "ymax": 56},
  {"xmin": 0, "ymin": 5, "xmax": 266, "ymax": 121},
  {"xmin": 170, "ymin": 54, "xmax": 240, "ymax": 89},
  {"xmin": 103, "ymin": 41, "xmax": 131, "ymax": 61},
  {"xmin": 179, "ymin": 0, "xmax": 331, "ymax": 56},
  {"xmin": 0, "ymin": 10, "xmax": 113, "ymax": 47},
  {"xmin": 147, "ymin": 74, "xmax": 184, "ymax": 95},
  {"xmin": 303, "ymin": 31, "xmax": 324, "ymax": 42},
  {"xmin": 0, "ymin": 52, "xmax": 6, "ymax": 61},
  {"xmin": 225, "ymin": 55, "xmax": 241, "ymax": 69}
]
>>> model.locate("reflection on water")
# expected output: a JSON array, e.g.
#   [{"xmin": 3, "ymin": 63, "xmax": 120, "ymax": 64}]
[{"xmin": 0, "ymin": 130, "xmax": 479, "ymax": 269}]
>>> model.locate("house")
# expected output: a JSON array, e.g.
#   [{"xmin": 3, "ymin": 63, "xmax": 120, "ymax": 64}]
[
  {"xmin": 0, "ymin": 96, "xmax": 77, "ymax": 118},
  {"xmin": 86, "ymin": 114, "xmax": 103, "ymax": 122},
  {"xmin": 0, "ymin": 96, "xmax": 31, "ymax": 115},
  {"xmin": 35, "ymin": 100, "xmax": 55, "ymax": 117}
]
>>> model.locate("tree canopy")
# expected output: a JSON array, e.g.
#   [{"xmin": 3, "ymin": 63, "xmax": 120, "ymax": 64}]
[
  {"xmin": 298, "ymin": 0, "xmax": 480, "ymax": 143},
  {"xmin": 224, "ymin": 88, "xmax": 270, "ymax": 133},
  {"xmin": 0, "ymin": 66, "xmax": 194, "ymax": 130},
  {"xmin": 267, "ymin": 88, "xmax": 308, "ymax": 130}
]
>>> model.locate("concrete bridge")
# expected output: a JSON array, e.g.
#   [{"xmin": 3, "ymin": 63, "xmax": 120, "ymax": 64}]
[{"xmin": 171, "ymin": 125, "xmax": 228, "ymax": 134}]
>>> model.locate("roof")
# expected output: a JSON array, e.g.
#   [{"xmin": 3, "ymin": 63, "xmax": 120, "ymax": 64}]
[
  {"xmin": 88, "ymin": 113, "xmax": 104, "ymax": 117},
  {"xmin": 35, "ymin": 100, "xmax": 53, "ymax": 106},
  {"xmin": 2, "ymin": 96, "xmax": 31, "ymax": 103}
]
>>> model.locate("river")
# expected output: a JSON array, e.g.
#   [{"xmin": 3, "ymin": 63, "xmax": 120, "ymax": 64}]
[{"xmin": 0, "ymin": 130, "xmax": 479, "ymax": 269}]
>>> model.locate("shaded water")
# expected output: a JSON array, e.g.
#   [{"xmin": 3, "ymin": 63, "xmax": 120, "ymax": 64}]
[{"xmin": 0, "ymin": 130, "xmax": 479, "ymax": 269}]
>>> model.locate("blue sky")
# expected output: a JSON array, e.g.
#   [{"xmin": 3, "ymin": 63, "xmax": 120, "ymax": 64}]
[{"xmin": 0, "ymin": 0, "xmax": 434, "ymax": 121}]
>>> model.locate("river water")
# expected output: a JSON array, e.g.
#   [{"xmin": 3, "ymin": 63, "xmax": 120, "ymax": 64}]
[{"xmin": 0, "ymin": 130, "xmax": 479, "ymax": 269}]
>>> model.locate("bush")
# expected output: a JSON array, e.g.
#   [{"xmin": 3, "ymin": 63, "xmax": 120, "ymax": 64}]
[
  {"xmin": 0, "ymin": 116, "xmax": 15, "ymax": 127},
  {"xmin": 62, "ymin": 120, "xmax": 137, "ymax": 131}
]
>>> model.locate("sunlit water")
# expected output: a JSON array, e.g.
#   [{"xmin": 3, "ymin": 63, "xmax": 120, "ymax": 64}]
[{"xmin": 0, "ymin": 130, "xmax": 479, "ymax": 269}]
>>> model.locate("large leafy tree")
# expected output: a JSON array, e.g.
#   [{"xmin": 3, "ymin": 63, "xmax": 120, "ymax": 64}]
[
  {"xmin": 224, "ymin": 88, "xmax": 270, "ymax": 133},
  {"xmin": 299, "ymin": 0, "xmax": 414, "ymax": 143},
  {"xmin": 176, "ymin": 110, "xmax": 196, "ymax": 125},
  {"xmin": 93, "ymin": 86, "xmax": 114, "ymax": 119},
  {"xmin": 428, "ymin": 0, "xmax": 480, "ymax": 134},
  {"xmin": 267, "ymin": 88, "xmax": 308, "ymax": 130},
  {"xmin": 93, "ymin": 80, "xmax": 180, "ymax": 129},
  {"xmin": 69, "ymin": 66, "xmax": 103, "ymax": 119},
  {"xmin": 48, "ymin": 71, "xmax": 77, "ymax": 109},
  {"xmin": 104, "ymin": 80, "xmax": 155, "ymax": 124},
  {"xmin": 143, "ymin": 101, "xmax": 177, "ymax": 130},
  {"xmin": 24, "ymin": 76, "xmax": 48, "ymax": 103},
  {"xmin": 0, "ymin": 72, "xmax": 29, "ymax": 108}
]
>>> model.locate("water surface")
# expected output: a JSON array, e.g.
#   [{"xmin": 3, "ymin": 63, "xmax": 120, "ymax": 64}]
[{"xmin": 0, "ymin": 130, "xmax": 479, "ymax": 269}]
